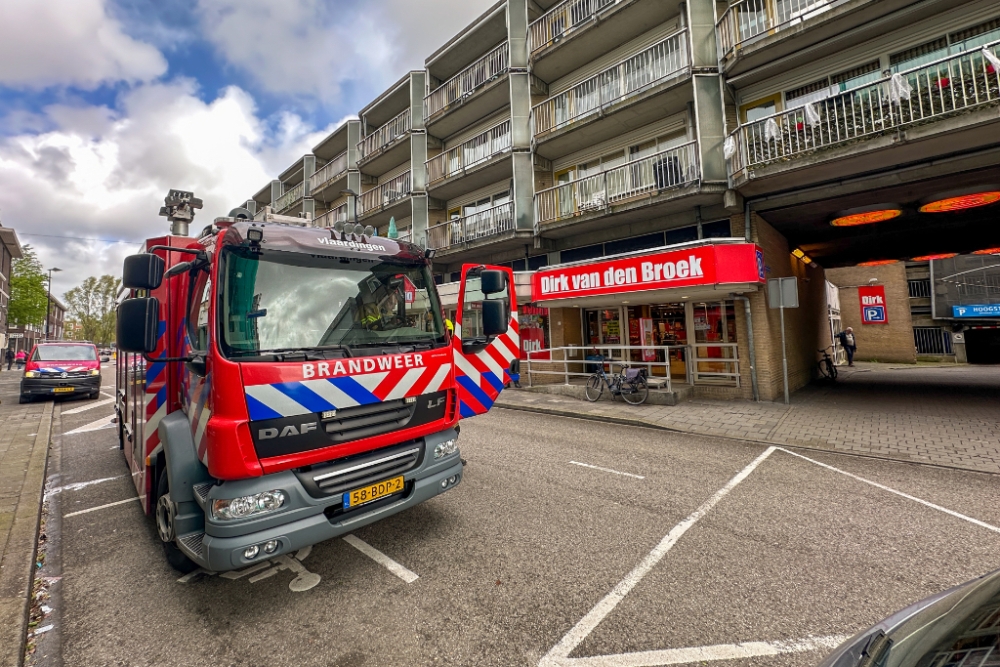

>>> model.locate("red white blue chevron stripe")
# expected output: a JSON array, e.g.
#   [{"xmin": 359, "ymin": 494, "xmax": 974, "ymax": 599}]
[
  {"xmin": 452, "ymin": 313, "xmax": 520, "ymax": 419},
  {"xmin": 34, "ymin": 366, "xmax": 92, "ymax": 373}
]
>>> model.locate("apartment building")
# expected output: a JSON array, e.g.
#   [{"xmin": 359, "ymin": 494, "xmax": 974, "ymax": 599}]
[
  {"xmin": 245, "ymin": 0, "xmax": 1000, "ymax": 400},
  {"xmin": 0, "ymin": 223, "xmax": 23, "ymax": 351}
]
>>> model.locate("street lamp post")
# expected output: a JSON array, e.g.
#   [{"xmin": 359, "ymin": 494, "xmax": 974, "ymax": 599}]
[{"xmin": 45, "ymin": 267, "xmax": 61, "ymax": 341}]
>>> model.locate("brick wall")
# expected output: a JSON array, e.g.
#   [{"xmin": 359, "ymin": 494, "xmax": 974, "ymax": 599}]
[{"xmin": 825, "ymin": 263, "xmax": 916, "ymax": 363}]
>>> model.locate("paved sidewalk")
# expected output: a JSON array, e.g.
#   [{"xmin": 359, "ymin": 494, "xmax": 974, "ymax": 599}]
[
  {"xmin": 0, "ymin": 371, "xmax": 53, "ymax": 667},
  {"xmin": 498, "ymin": 362, "xmax": 1000, "ymax": 474}
]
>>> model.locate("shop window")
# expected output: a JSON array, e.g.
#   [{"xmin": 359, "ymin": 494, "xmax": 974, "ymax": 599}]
[
  {"xmin": 740, "ymin": 94, "xmax": 781, "ymax": 123},
  {"xmin": 520, "ymin": 305, "xmax": 550, "ymax": 357},
  {"xmin": 527, "ymin": 255, "xmax": 548, "ymax": 270},
  {"xmin": 665, "ymin": 225, "xmax": 698, "ymax": 245},
  {"xmin": 561, "ymin": 244, "xmax": 604, "ymax": 263},
  {"xmin": 606, "ymin": 233, "xmax": 665, "ymax": 256},
  {"xmin": 702, "ymin": 220, "xmax": 731, "ymax": 238}
]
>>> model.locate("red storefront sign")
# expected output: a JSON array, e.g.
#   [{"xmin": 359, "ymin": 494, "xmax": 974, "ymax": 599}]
[
  {"xmin": 402, "ymin": 276, "xmax": 416, "ymax": 304},
  {"xmin": 858, "ymin": 285, "xmax": 888, "ymax": 324},
  {"xmin": 530, "ymin": 243, "xmax": 765, "ymax": 302}
]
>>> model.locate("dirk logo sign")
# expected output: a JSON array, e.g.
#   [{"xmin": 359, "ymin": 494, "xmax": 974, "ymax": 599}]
[{"xmin": 858, "ymin": 285, "xmax": 888, "ymax": 324}]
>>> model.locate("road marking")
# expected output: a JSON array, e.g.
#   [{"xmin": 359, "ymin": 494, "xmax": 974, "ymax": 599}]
[
  {"xmin": 570, "ymin": 461, "xmax": 645, "ymax": 480},
  {"xmin": 776, "ymin": 448, "xmax": 1000, "ymax": 534},
  {"xmin": 540, "ymin": 447, "xmax": 777, "ymax": 666},
  {"xmin": 63, "ymin": 398, "xmax": 114, "ymax": 414},
  {"xmin": 45, "ymin": 475, "xmax": 125, "ymax": 497},
  {"xmin": 343, "ymin": 534, "xmax": 419, "ymax": 584},
  {"xmin": 64, "ymin": 415, "xmax": 115, "ymax": 435},
  {"xmin": 64, "ymin": 497, "xmax": 139, "ymax": 518}
]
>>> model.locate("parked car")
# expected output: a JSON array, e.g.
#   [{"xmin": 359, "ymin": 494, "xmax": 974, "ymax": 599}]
[
  {"xmin": 20, "ymin": 342, "xmax": 102, "ymax": 403},
  {"xmin": 819, "ymin": 568, "xmax": 1000, "ymax": 667}
]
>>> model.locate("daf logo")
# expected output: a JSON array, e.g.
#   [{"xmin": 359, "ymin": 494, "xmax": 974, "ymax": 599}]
[
  {"xmin": 427, "ymin": 396, "xmax": 445, "ymax": 409},
  {"xmin": 259, "ymin": 422, "xmax": 318, "ymax": 440}
]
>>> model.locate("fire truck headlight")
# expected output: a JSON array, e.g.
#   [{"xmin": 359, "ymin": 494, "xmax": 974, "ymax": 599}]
[
  {"xmin": 212, "ymin": 490, "xmax": 287, "ymax": 521},
  {"xmin": 433, "ymin": 439, "xmax": 458, "ymax": 459},
  {"xmin": 24, "ymin": 371, "xmax": 39, "ymax": 378}
]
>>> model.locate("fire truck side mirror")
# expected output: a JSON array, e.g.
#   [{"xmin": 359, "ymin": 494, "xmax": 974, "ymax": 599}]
[
  {"xmin": 482, "ymin": 300, "xmax": 507, "ymax": 337},
  {"xmin": 123, "ymin": 254, "xmax": 165, "ymax": 290},
  {"xmin": 117, "ymin": 298, "xmax": 160, "ymax": 353},
  {"xmin": 480, "ymin": 270, "xmax": 506, "ymax": 295}
]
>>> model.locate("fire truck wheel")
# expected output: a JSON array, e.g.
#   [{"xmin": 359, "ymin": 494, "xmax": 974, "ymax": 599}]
[{"xmin": 155, "ymin": 471, "xmax": 199, "ymax": 574}]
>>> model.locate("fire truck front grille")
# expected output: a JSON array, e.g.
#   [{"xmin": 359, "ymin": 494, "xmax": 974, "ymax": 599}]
[
  {"xmin": 294, "ymin": 442, "xmax": 424, "ymax": 499},
  {"xmin": 323, "ymin": 399, "xmax": 415, "ymax": 444}
]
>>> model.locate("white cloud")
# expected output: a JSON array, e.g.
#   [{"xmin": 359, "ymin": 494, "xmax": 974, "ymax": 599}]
[
  {"xmin": 0, "ymin": 81, "xmax": 328, "ymax": 298},
  {"xmin": 0, "ymin": 0, "xmax": 167, "ymax": 89},
  {"xmin": 194, "ymin": 0, "xmax": 496, "ymax": 103}
]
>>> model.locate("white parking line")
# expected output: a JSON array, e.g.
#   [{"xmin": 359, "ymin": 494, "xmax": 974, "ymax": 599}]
[
  {"xmin": 64, "ymin": 415, "xmax": 115, "ymax": 435},
  {"xmin": 343, "ymin": 535, "xmax": 419, "ymax": 584},
  {"xmin": 540, "ymin": 447, "xmax": 777, "ymax": 666},
  {"xmin": 62, "ymin": 398, "xmax": 115, "ymax": 415},
  {"xmin": 570, "ymin": 461, "xmax": 645, "ymax": 479},
  {"xmin": 46, "ymin": 475, "xmax": 125, "ymax": 497},
  {"xmin": 64, "ymin": 497, "xmax": 139, "ymax": 518}
]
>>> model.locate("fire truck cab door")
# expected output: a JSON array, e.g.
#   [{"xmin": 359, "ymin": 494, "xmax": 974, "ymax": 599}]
[{"xmin": 453, "ymin": 264, "xmax": 519, "ymax": 418}]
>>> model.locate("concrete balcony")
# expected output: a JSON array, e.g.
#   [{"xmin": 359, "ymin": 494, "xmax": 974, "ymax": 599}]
[
  {"xmin": 726, "ymin": 42, "xmax": 1000, "ymax": 196},
  {"xmin": 425, "ymin": 42, "xmax": 510, "ymax": 139},
  {"xmin": 426, "ymin": 201, "xmax": 529, "ymax": 261},
  {"xmin": 528, "ymin": 0, "xmax": 677, "ymax": 83},
  {"xmin": 308, "ymin": 151, "xmax": 349, "ymax": 202},
  {"xmin": 314, "ymin": 202, "xmax": 349, "ymax": 228},
  {"xmin": 535, "ymin": 141, "xmax": 715, "ymax": 237},
  {"xmin": 358, "ymin": 108, "xmax": 412, "ymax": 175},
  {"xmin": 426, "ymin": 120, "xmax": 512, "ymax": 200},
  {"xmin": 716, "ymin": 0, "xmax": 952, "ymax": 78},
  {"xmin": 359, "ymin": 171, "xmax": 413, "ymax": 227},
  {"xmin": 532, "ymin": 31, "xmax": 691, "ymax": 160},
  {"xmin": 273, "ymin": 181, "xmax": 305, "ymax": 214}
]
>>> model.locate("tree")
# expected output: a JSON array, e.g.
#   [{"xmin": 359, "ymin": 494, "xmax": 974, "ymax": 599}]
[
  {"xmin": 63, "ymin": 275, "xmax": 122, "ymax": 346},
  {"xmin": 9, "ymin": 245, "xmax": 48, "ymax": 327}
]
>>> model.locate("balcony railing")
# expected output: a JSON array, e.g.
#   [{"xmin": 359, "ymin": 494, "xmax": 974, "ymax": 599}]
[
  {"xmin": 425, "ymin": 43, "xmax": 510, "ymax": 118},
  {"xmin": 426, "ymin": 121, "xmax": 512, "ymax": 185},
  {"xmin": 426, "ymin": 201, "xmax": 514, "ymax": 250},
  {"xmin": 397, "ymin": 229, "xmax": 412, "ymax": 243},
  {"xmin": 359, "ymin": 108, "xmax": 411, "ymax": 161},
  {"xmin": 360, "ymin": 171, "xmax": 412, "ymax": 215},
  {"xmin": 717, "ymin": 0, "xmax": 840, "ymax": 60},
  {"xmin": 726, "ymin": 43, "xmax": 1000, "ymax": 176},
  {"xmin": 273, "ymin": 181, "xmax": 304, "ymax": 212},
  {"xmin": 535, "ymin": 141, "xmax": 699, "ymax": 224},
  {"xmin": 533, "ymin": 31, "xmax": 688, "ymax": 135},
  {"xmin": 314, "ymin": 202, "xmax": 348, "ymax": 228},
  {"xmin": 308, "ymin": 151, "xmax": 349, "ymax": 192},
  {"xmin": 529, "ymin": 0, "xmax": 617, "ymax": 54}
]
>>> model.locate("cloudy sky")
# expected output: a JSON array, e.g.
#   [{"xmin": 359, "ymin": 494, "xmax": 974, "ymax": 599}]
[{"xmin": 0, "ymin": 0, "xmax": 494, "ymax": 298}]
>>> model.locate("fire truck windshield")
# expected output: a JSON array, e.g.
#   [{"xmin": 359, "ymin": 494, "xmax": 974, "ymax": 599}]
[{"xmin": 219, "ymin": 246, "xmax": 447, "ymax": 359}]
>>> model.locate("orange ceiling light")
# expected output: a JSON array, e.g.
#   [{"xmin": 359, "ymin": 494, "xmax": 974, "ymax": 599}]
[
  {"xmin": 858, "ymin": 259, "xmax": 899, "ymax": 266},
  {"xmin": 972, "ymin": 247, "xmax": 1000, "ymax": 255},
  {"xmin": 919, "ymin": 189, "xmax": 1000, "ymax": 213},
  {"xmin": 830, "ymin": 206, "xmax": 903, "ymax": 227},
  {"xmin": 912, "ymin": 253, "xmax": 957, "ymax": 261}
]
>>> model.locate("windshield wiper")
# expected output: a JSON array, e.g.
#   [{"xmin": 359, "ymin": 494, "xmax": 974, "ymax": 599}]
[{"xmin": 232, "ymin": 346, "xmax": 343, "ymax": 361}]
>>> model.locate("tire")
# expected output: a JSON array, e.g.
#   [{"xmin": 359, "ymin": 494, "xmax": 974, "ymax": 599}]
[
  {"xmin": 155, "ymin": 470, "xmax": 199, "ymax": 574},
  {"xmin": 816, "ymin": 360, "xmax": 831, "ymax": 380},
  {"xmin": 89, "ymin": 391, "xmax": 100, "ymax": 400},
  {"xmin": 828, "ymin": 361, "xmax": 838, "ymax": 381},
  {"xmin": 585, "ymin": 375, "xmax": 604, "ymax": 402},
  {"xmin": 19, "ymin": 394, "xmax": 30, "ymax": 404},
  {"xmin": 622, "ymin": 377, "xmax": 649, "ymax": 405}
]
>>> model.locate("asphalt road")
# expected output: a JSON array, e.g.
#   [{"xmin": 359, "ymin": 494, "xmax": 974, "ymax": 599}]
[{"xmin": 35, "ymin": 369, "xmax": 1000, "ymax": 667}]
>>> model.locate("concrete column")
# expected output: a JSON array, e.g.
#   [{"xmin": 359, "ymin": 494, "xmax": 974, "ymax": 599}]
[
  {"xmin": 687, "ymin": 0, "xmax": 727, "ymax": 184},
  {"xmin": 303, "ymin": 154, "xmax": 316, "ymax": 197},
  {"xmin": 509, "ymin": 0, "xmax": 534, "ymax": 233},
  {"xmin": 270, "ymin": 179, "xmax": 281, "ymax": 207},
  {"xmin": 411, "ymin": 195, "xmax": 429, "ymax": 248},
  {"xmin": 302, "ymin": 198, "xmax": 316, "ymax": 222},
  {"xmin": 347, "ymin": 120, "xmax": 362, "ymax": 170},
  {"xmin": 346, "ymin": 171, "xmax": 361, "ymax": 222},
  {"xmin": 410, "ymin": 71, "xmax": 428, "ymax": 193}
]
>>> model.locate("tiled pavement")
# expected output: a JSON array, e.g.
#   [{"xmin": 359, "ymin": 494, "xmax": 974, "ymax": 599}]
[
  {"xmin": 0, "ymin": 371, "xmax": 53, "ymax": 667},
  {"xmin": 496, "ymin": 362, "xmax": 1000, "ymax": 474}
]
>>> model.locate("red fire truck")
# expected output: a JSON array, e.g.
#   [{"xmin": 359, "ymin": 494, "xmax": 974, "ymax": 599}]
[{"xmin": 115, "ymin": 198, "xmax": 517, "ymax": 573}]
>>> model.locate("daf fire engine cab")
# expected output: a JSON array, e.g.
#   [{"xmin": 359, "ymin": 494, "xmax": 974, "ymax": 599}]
[{"xmin": 115, "ymin": 213, "xmax": 517, "ymax": 573}]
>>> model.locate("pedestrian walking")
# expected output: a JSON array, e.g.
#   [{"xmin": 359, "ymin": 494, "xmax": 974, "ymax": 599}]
[
  {"xmin": 837, "ymin": 327, "xmax": 857, "ymax": 367},
  {"xmin": 5, "ymin": 348, "xmax": 13, "ymax": 371},
  {"xmin": 15, "ymin": 349, "xmax": 26, "ymax": 369}
]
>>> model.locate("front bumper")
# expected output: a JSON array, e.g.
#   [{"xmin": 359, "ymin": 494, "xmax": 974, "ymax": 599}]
[
  {"xmin": 181, "ymin": 429, "xmax": 463, "ymax": 572},
  {"xmin": 21, "ymin": 375, "xmax": 101, "ymax": 397}
]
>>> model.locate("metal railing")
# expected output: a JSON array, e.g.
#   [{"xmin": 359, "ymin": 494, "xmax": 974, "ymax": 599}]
[
  {"xmin": 914, "ymin": 327, "xmax": 954, "ymax": 355},
  {"xmin": 397, "ymin": 229, "xmax": 412, "ymax": 243},
  {"xmin": 727, "ymin": 42, "xmax": 1000, "ymax": 176},
  {"xmin": 426, "ymin": 201, "xmax": 514, "ymax": 250},
  {"xmin": 717, "ymin": 0, "xmax": 841, "ymax": 60},
  {"xmin": 359, "ymin": 171, "xmax": 412, "ymax": 216},
  {"xmin": 426, "ymin": 121, "xmax": 512, "ymax": 184},
  {"xmin": 314, "ymin": 202, "xmax": 348, "ymax": 228},
  {"xmin": 425, "ymin": 43, "xmax": 510, "ymax": 118},
  {"xmin": 308, "ymin": 151, "xmax": 349, "ymax": 192},
  {"xmin": 534, "ymin": 141, "xmax": 699, "ymax": 224},
  {"xmin": 908, "ymin": 279, "xmax": 931, "ymax": 298},
  {"xmin": 359, "ymin": 108, "xmax": 411, "ymax": 161},
  {"xmin": 524, "ymin": 342, "xmax": 740, "ymax": 389},
  {"xmin": 529, "ymin": 0, "xmax": 617, "ymax": 54},
  {"xmin": 273, "ymin": 181, "xmax": 304, "ymax": 212},
  {"xmin": 533, "ymin": 31, "xmax": 688, "ymax": 135}
]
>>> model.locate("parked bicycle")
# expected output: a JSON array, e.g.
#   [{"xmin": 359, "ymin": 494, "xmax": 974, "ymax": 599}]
[
  {"xmin": 817, "ymin": 346, "xmax": 838, "ymax": 381},
  {"xmin": 585, "ymin": 361, "xmax": 649, "ymax": 405}
]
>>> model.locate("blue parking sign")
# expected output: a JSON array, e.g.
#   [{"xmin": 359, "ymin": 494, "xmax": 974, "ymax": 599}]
[{"xmin": 864, "ymin": 306, "xmax": 887, "ymax": 323}]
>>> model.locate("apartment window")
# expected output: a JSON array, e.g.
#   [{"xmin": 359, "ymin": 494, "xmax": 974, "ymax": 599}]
[
  {"xmin": 666, "ymin": 225, "xmax": 699, "ymax": 245},
  {"xmin": 702, "ymin": 220, "xmax": 732, "ymax": 238},
  {"xmin": 561, "ymin": 244, "xmax": 604, "ymax": 263},
  {"xmin": 831, "ymin": 60, "xmax": 882, "ymax": 91},
  {"xmin": 890, "ymin": 37, "xmax": 949, "ymax": 72},
  {"xmin": 785, "ymin": 78, "xmax": 831, "ymax": 103},
  {"xmin": 740, "ymin": 94, "xmax": 781, "ymax": 123},
  {"xmin": 527, "ymin": 255, "xmax": 549, "ymax": 270},
  {"xmin": 605, "ymin": 233, "xmax": 665, "ymax": 256},
  {"xmin": 950, "ymin": 17, "xmax": 1000, "ymax": 52}
]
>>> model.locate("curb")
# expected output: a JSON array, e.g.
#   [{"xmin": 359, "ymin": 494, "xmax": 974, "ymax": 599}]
[
  {"xmin": 493, "ymin": 399, "xmax": 1000, "ymax": 478},
  {"xmin": 0, "ymin": 401, "xmax": 53, "ymax": 667}
]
